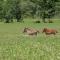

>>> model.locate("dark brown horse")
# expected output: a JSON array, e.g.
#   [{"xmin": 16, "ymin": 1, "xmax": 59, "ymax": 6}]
[{"xmin": 42, "ymin": 28, "xmax": 58, "ymax": 35}]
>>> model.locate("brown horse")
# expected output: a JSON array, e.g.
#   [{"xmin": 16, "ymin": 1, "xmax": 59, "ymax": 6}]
[
  {"xmin": 42, "ymin": 28, "xmax": 58, "ymax": 35},
  {"xmin": 23, "ymin": 27, "xmax": 39, "ymax": 35}
]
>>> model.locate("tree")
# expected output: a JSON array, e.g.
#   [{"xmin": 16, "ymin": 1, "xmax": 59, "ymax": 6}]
[
  {"xmin": 3, "ymin": 0, "xmax": 22, "ymax": 23},
  {"xmin": 4, "ymin": 10, "xmax": 13, "ymax": 23},
  {"xmin": 10, "ymin": 0, "xmax": 22, "ymax": 22},
  {"xmin": 3, "ymin": 0, "xmax": 13, "ymax": 23},
  {"xmin": 0, "ymin": 0, "xmax": 60, "ymax": 23},
  {"xmin": 55, "ymin": 0, "xmax": 60, "ymax": 18},
  {"xmin": 0, "ymin": 0, "xmax": 4, "ymax": 21},
  {"xmin": 30, "ymin": 0, "xmax": 57, "ymax": 23},
  {"xmin": 21, "ymin": 1, "xmax": 37, "ymax": 19}
]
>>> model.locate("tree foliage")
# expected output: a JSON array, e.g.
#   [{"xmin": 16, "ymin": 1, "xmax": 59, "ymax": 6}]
[
  {"xmin": 0, "ymin": 0, "xmax": 60, "ymax": 23},
  {"xmin": 0, "ymin": 0, "xmax": 4, "ymax": 20}
]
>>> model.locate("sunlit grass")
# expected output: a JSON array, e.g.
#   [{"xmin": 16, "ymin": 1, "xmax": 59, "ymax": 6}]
[{"xmin": 0, "ymin": 19, "xmax": 60, "ymax": 60}]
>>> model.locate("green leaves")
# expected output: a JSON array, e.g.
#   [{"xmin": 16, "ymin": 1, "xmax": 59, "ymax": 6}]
[{"xmin": 0, "ymin": 0, "xmax": 60, "ymax": 23}]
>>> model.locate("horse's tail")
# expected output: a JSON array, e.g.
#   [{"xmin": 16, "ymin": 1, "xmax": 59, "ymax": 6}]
[{"xmin": 56, "ymin": 30, "xmax": 58, "ymax": 33}]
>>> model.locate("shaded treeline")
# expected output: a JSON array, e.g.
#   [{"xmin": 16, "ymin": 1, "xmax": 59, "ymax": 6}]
[{"xmin": 0, "ymin": 0, "xmax": 60, "ymax": 23}]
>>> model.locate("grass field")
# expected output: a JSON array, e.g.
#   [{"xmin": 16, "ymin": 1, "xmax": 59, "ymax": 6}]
[{"xmin": 0, "ymin": 18, "xmax": 60, "ymax": 60}]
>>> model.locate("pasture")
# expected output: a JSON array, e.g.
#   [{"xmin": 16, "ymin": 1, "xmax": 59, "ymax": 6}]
[{"xmin": 0, "ymin": 18, "xmax": 60, "ymax": 60}]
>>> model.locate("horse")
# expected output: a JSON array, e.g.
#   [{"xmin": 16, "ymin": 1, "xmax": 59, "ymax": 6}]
[
  {"xmin": 42, "ymin": 28, "xmax": 58, "ymax": 35},
  {"xmin": 23, "ymin": 27, "xmax": 39, "ymax": 35}
]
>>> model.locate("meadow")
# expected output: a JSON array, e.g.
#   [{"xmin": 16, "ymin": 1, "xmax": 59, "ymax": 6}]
[{"xmin": 0, "ymin": 18, "xmax": 60, "ymax": 60}]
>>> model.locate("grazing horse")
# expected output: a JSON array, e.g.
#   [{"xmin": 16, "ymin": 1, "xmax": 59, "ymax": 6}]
[
  {"xmin": 23, "ymin": 27, "xmax": 39, "ymax": 35},
  {"xmin": 42, "ymin": 28, "xmax": 58, "ymax": 35}
]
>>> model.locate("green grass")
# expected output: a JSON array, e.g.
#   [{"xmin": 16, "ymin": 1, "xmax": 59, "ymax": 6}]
[{"xmin": 0, "ymin": 18, "xmax": 60, "ymax": 60}]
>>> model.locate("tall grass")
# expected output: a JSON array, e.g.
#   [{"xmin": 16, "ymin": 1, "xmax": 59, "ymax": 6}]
[{"xmin": 0, "ymin": 19, "xmax": 60, "ymax": 60}]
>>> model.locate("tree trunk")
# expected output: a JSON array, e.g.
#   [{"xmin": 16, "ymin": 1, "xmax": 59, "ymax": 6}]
[
  {"xmin": 11, "ymin": 19, "xmax": 13, "ymax": 22},
  {"xmin": 16, "ymin": 18, "xmax": 20, "ymax": 22},
  {"xmin": 42, "ymin": 11, "xmax": 46, "ymax": 23},
  {"xmin": 5, "ymin": 19, "xmax": 10, "ymax": 23},
  {"xmin": 42, "ymin": 17, "xmax": 46, "ymax": 23},
  {"xmin": 48, "ymin": 19, "xmax": 53, "ymax": 23}
]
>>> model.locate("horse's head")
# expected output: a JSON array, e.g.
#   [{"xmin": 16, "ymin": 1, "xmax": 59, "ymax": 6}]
[
  {"xmin": 23, "ymin": 27, "xmax": 28, "ymax": 33},
  {"xmin": 42, "ymin": 28, "xmax": 47, "ymax": 33}
]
